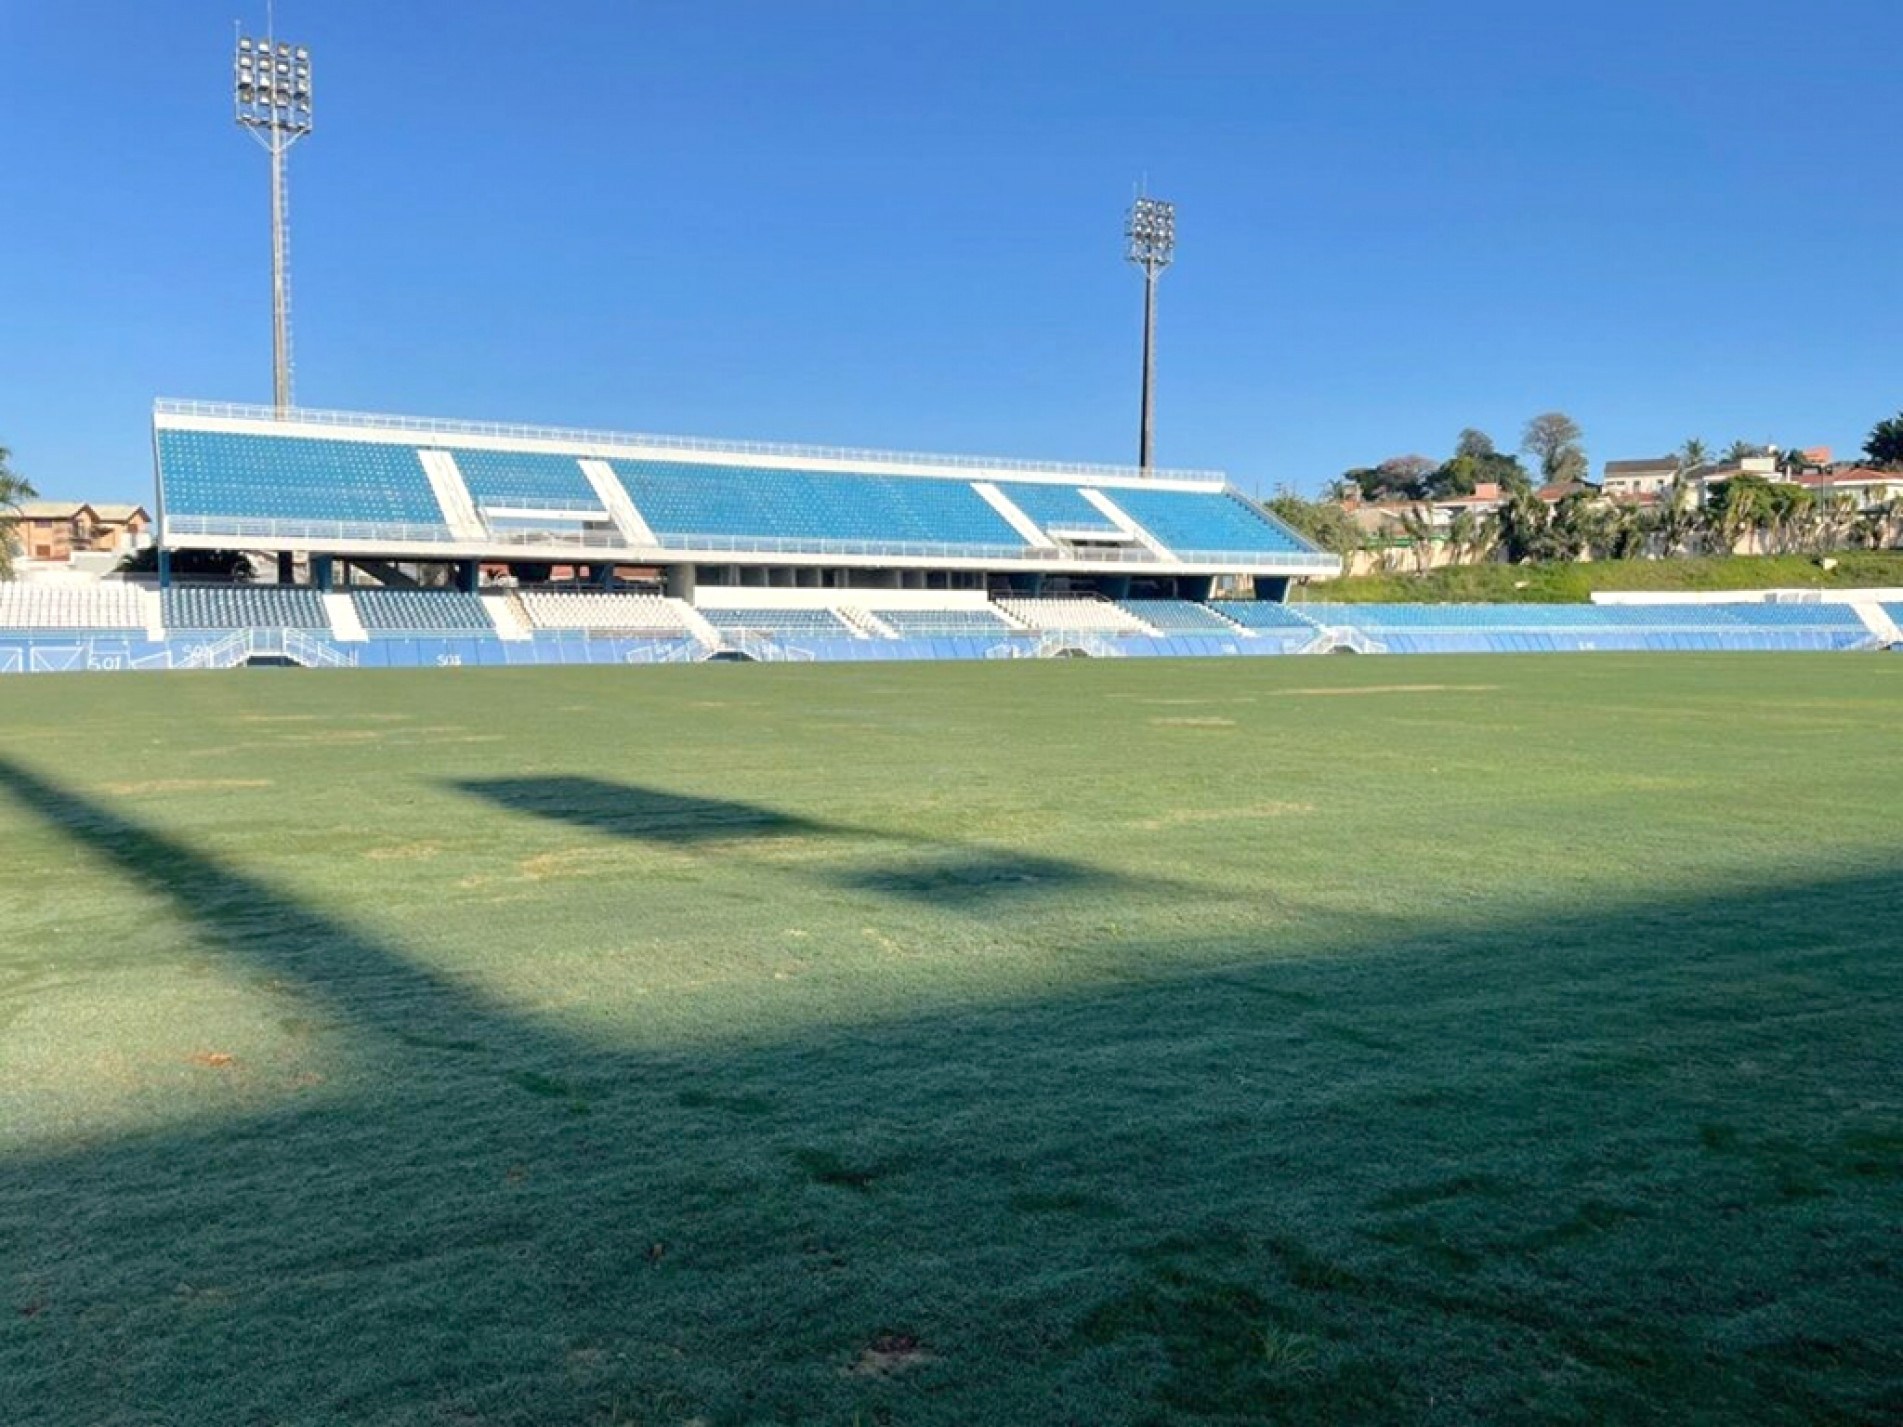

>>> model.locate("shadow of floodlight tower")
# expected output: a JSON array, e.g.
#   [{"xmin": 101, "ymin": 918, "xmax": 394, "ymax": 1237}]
[
  {"xmin": 234, "ymin": 27, "xmax": 314, "ymax": 418},
  {"xmin": 1125, "ymin": 194, "xmax": 1175, "ymax": 473}
]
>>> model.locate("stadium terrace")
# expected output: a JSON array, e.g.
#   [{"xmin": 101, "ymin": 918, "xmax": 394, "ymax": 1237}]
[{"xmin": 0, "ymin": 400, "xmax": 1895, "ymax": 673}]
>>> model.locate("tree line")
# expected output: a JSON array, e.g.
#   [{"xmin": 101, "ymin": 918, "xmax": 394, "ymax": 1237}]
[{"xmin": 1270, "ymin": 408, "xmax": 1903, "ymax": 570}]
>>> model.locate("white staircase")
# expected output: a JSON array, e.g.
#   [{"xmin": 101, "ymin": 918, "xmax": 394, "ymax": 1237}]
[
  {"xmin": 579, "ymin": 459, "xmax": 657, "ymax": 547},
  {"xmin": 419, "ymin": 450, "xmax": 489, "ymax": 540},
  {"xmin": 835, "ymin": 606, "xmax": 897, "ymax": 639},
  {"xmin": 481, "ymin": 592, "xmax": 534, "ymax": 642},
  {"xmin": 323, "ymin": 593, "xmax": 369, "ymax": 643},
  {"xmin": 670, "ymin": 600, "xmax": 723, "ymax": 650},
  {"xmin": 1851, "ymin": 600, "xmax": 1903, "ymax": 646},
  {"xmin": 972, "ymin": 482, "xmax": 1058, "ymax": 549},
  {"xmin": 1078, "ymin": 488, "xmax": 1176, "ymax": 560}
]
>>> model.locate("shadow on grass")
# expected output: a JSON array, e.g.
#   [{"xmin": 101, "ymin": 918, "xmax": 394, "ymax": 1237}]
[
  {"xmin": 453, "ymin": 776, "xmax": 835, "ymax": 846},
  {"xmin": 2, "ymin": 755, "xmax": 1900, "ymax": 1426},
  {"xmin": 452, "ymin": 773, "xmax": 1161, "ymax": 907}
]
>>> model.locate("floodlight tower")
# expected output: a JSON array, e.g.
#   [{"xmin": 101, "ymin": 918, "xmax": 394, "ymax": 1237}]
[
  {"xmin": 1125, "ymin": 195, "xmax": 1175, "ymax": 471},
  {"xmin": 234, "ymin": 30, "xmax": 313, "ymax": 417}
]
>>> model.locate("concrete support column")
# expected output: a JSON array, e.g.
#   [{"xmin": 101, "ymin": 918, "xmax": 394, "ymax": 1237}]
[{"xmin": 665, "ymin": 565, "xmax": 696, "ymax": 601}]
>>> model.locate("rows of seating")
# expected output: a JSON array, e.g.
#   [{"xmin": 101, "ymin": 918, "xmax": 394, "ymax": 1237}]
[
  {"xmin": 613, "ymin": 460, "xmax": 1023, "ymax": 552},
  {"xmin": 1306, "ymin": 602, "xmax": 1865, "ymax": 630},
  {"xmin": 1105, "ymin": 488, "xmax": 1311, "ymax": 556},
  {"xmin": 161, "ymin": 584, "xmax": 330, "ymax": 630},
  {"xmin": 1296, "ymin": 601, "xmax": 1876, "ymax": 653},
  {"xmin": 1119, "ymin": 599, "xmax": 1237, "ymax": 633},
  {"xmin": 514, "ymin": 591, "xmax": 695, "ymax": 635},
  {"xmin": 351, "ymin": 588, "xmax": 493, "ymax": 635},
  {"xmin": 994, "ymin": 482, "xmax": 1121, "ymax": 534},
  {"xmin": 157, "ymin": 430, "xmax": 446, "ymax": 528},
  {"xmin": 870, "ymin": 607, "xmax": 1019, "ymax": 637},
  {"xmin": 699, "ymin": 607, "xmax": 855, "ymax": 639},
  {"xmin": 996, "ymin": 598, "xmax": 1153, "ymax": 634},
  {"xmin": 1207, "ymin": 600, "xmax": 1319, "ymax": 631},
  {"xmin": 449, "ymin": 449, "xmax": 601, "ymax": 511},
  {"xmin": 0, "ymin": 583, "xmax": 148, "ymax": 631}
]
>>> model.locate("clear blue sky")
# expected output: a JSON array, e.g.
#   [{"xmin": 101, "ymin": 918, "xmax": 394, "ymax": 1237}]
[{"xmin": 2, "ymin": 0, "xmax": 1898, "ymax": 504}]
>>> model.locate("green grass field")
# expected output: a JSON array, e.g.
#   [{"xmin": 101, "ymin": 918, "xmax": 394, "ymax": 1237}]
[{"xmin": 3, "ymin": 655, "xmax": 1900, "ymax": 1425}]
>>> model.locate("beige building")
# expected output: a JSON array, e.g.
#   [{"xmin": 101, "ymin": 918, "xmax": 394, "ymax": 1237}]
[{"xmin": 10, "ymin": 501, "xmax": 152, "ymax": 561}]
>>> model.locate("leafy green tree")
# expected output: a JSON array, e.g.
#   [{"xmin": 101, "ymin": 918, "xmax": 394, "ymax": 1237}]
[
  {"xmin": 1724, "ymin": 439, "xmax": 1765, "ymax": 465},
  {"xmin": 1605, "ymin": 503, "xmax": 1654, "ymax": 560},
  {"xmin": 0, "ymin": 445, "xmax": 40, "ymax": 578},
  {"xmin": 1340, "ymin": 454, "xmax": 1437, "ymax": 502},
  {"xmin": 1521, "ymin": 411, "xmax": 1588, "ymax": 485},
  {"xmin": 1495, "ymin": 486, "xmax": 1554, "ymax": 563},
  {"xmin": 1266, "ymin": 489, "xmax": 1363, "ymax": 561},
  {"xmin": 1454, "ymin": 427, "xmax": 1496, "ymax": 460},
  {"xmin": 1863, "ymin": 412, "xmax": 1903, "ymax": 469},
  {"xmin": 1550, "ymin": 490, "xmax": 1610, "ymax": 560}
]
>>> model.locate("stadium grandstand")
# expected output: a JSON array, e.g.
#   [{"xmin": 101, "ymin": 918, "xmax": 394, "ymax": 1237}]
[{"xmin": 0, "ymin": 400, "xmax": 1899, "ymax": 671}]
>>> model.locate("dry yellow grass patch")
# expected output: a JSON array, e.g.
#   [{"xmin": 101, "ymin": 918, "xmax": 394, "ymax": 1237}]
[
  {"xmin": 1265, "ymin": 683, "xmax": 1500, "ymax": 697},
  {"xmin": 98, "ymin": 778, "xmax": 273, "ymax": 796},
  {"xmin": 1129, "ymin": 801, "xmax": 1315, "ymax": 831}
]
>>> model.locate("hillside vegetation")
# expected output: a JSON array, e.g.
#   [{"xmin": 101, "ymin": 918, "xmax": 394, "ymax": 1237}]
[{"xmin": 1300, "ymin": 550, "xmax": 1903, "ymax": 603}]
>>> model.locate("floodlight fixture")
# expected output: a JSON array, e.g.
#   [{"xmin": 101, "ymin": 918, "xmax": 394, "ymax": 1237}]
[
  {"xmin": 1125, "ymin": 195, "xmax": 1175, "ymax": 470},
  {"xmin": 234, "ymin": 28, "xmax": 313, "ymax": 416}
]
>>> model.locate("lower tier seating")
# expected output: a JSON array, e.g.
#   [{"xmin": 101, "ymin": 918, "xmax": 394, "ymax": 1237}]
[
  {"xmin": 1207, "ymin": 600, "xmax": 1318, "ymax": 632},
  {"xmin": 516, "ymin": 591, "xmax": 695, "ymax": 636},
  {"xmin": 0, "ymin": 582, "xmax": 148, "ymax": 631},
  {"xmin": 870, "ymin": 608, "xmax": 1018, "ymax": 637},
  {"xmin": 995, "ymin": 598, "xmax": 1150, "ymax": 634},
  {"xmin": 352, "ymin": 588, "xmax": 493, "ymax": 635},
  {"xmin": 699, "ymin": 607, "xmax": 854, "ymax": 639},
  {"xmin": 1119, "ymin": 599, "xmax": 1236, "ymax": 633},
  {"xmin": 162, "ymin": 584, "xmax": 330, "ymax": 630}
]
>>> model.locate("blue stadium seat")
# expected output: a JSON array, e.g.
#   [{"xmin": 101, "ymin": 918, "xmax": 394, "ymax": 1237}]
[
  {"xmin": 993, "ymin": 482, "xmax": 1121, "ymax": 534},
  {"xmin": 612, "ymin": 460, "xmax": 1025, "ymax": 552},
  {"xmin": 156, "ymin": 430, "xmax": 445, "ymax": 528},
  {"xmin": 162, "ymin": 585, "xmax": 330, "ymax": 631},
  {"xmin": 351, "ymin": 589, "xmax": 493, "ymax": 635},
  {"xmin": 1207, "ymin": 600, "xmax": 1319, "ymax": 631},
  {"xmin": 1120, "ymin": 600, "xmax": 1237, "ymax": 633},
  {"xmin": 873, "ymin": 608, "xmax": 1018, "ymax": 637},
  {"xmin": 449, "ymin": 449, "xmax": 600, "ymax": 510},
  {"xmin": 1102, "ymin": 488, "xmax": 1309, "ymax": 557},
  {"xmin": 700, "ymin": 608, "xmax": 855, "ymax": 639}
]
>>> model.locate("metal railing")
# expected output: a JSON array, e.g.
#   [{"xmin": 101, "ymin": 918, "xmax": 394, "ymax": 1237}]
[
  {"xmin": 154, "ymin": 397, "xmax": 1226, "ymax": 484},
  {"xmin": 159, "ymin": 513, "xmax": 1336, "ymax": 570}
]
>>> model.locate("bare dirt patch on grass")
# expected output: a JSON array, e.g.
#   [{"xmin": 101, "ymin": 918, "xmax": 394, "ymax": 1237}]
[
  {"xmin": 1149, "ymin": 716, "xmax": 1238, "ymax": 728},
  {"xmin": 845, "ymin": 1333, "xmax": 932, "ymax": 1378}
]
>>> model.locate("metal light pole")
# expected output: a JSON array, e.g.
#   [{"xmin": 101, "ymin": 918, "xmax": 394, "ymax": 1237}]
[
  {"xmin": 234, "ymin": 32, "xmax": 313, "ymax": 417},
  {"xmin": 1125, "ymin": 195, "xmax": 1174, "ymax": 471}
]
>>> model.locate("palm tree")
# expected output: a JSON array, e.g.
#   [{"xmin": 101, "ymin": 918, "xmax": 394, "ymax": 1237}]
[
  {"xmin": 1657, "ymin": 472, "xmax": 1700, "ymax": 556},
  {"xmin": 0, "ymin": 445, "xmax": 39, "ymax": 579},
  {"xmin": 1677, "ymin": 437, "xmax": 1709, "ymax": 474},
  {"xmin": 1395, "ymin": 503, "xmax": 1439, "ymax": 574},
  {"xmin": 1444, "ymin": 507, "xmax": 1480, "ymax": 567}
]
